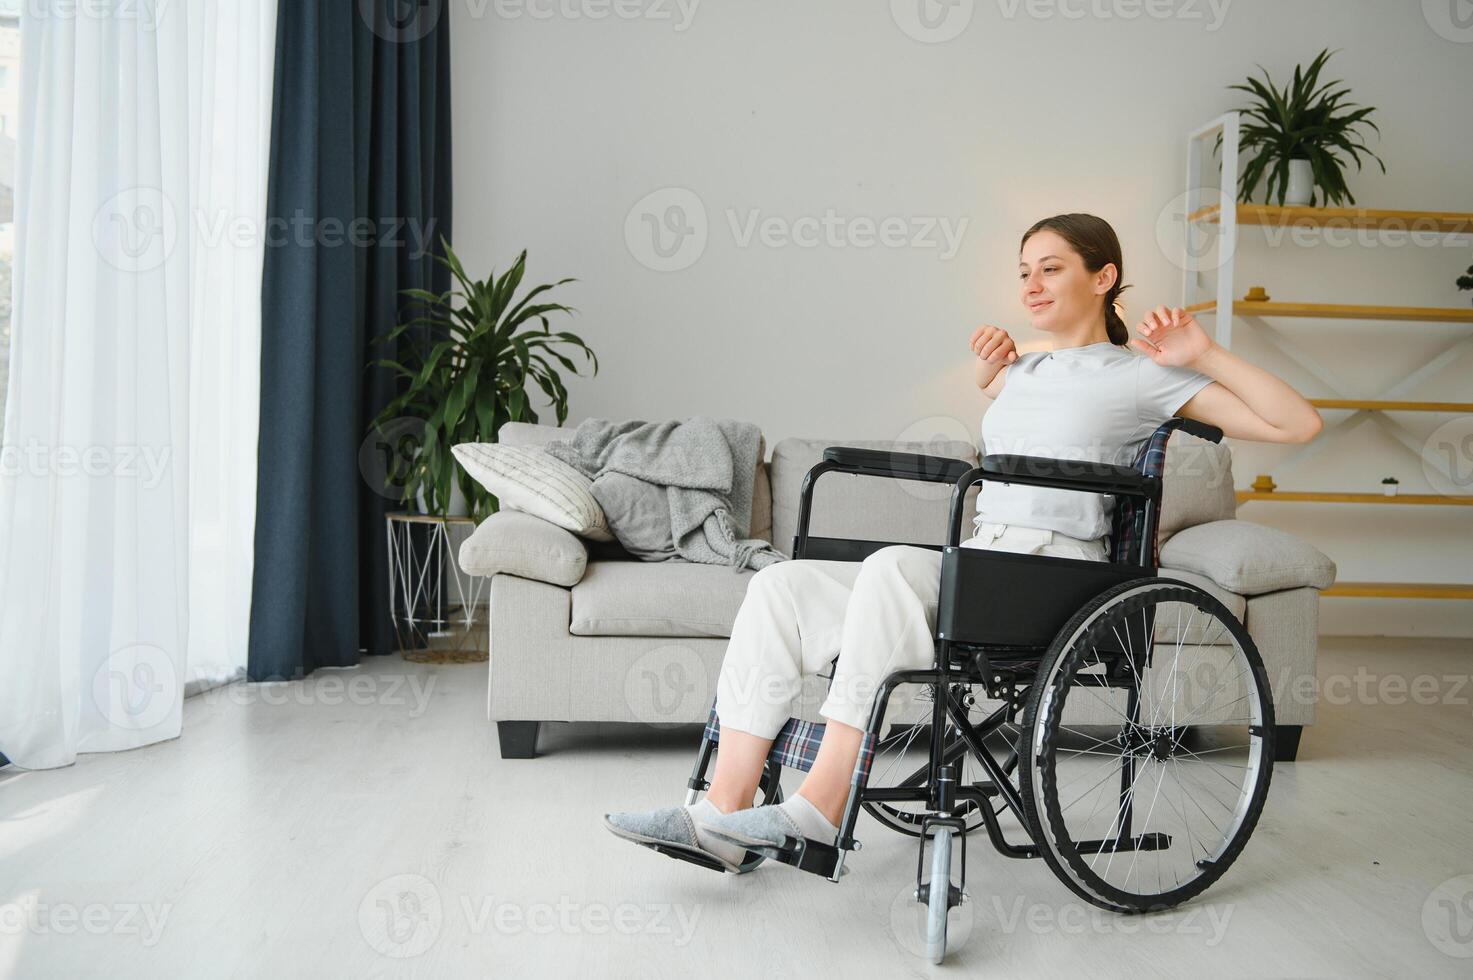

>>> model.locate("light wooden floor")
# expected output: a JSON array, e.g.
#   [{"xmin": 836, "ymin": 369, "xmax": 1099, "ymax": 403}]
[{"xmin": 2, "ymin": 635, "xmax": 1471, "ymax": 978}]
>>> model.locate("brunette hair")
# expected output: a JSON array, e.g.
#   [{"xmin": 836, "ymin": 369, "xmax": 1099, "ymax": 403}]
[{"xmin": 1020, "ymin": 213, "xmax": 1131, "ymax": 346}]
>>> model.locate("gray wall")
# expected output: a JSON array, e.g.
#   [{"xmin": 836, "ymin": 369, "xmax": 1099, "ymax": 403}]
[{"xmin": 451, "ymin": 0, "xmax": 1473, "ymax": 637}]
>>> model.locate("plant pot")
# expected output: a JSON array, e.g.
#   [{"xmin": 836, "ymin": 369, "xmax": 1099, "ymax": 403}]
[
  {"xmin": 1382, "ymin": 483, "xmax": 1398, "ymax": 497},
  {"xmin": 1284, "ymin": 158, "xmax": 1314, "ymax": 206}
]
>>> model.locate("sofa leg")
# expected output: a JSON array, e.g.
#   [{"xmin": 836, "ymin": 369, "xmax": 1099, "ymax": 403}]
[
  {"xmin": 1273, "ymin": 724, "xmax": 1302, "ymax": 762},
  {"xmin": 498, "ymin": 721, "xmax": 540, "ymax": 759}
]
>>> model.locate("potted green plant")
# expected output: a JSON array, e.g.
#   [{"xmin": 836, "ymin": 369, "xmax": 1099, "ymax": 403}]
[
  {"xmin": 1219, "ymin": 48, "xmax": 1385, "ymax": 207},
  {"xmin": 370, "ymin": 241, "xmax": 598, "ymax": 519},
  {"xmin": 1381, "ymin": 476, "xmax": 1399, "ymax": 497},
  {"xmin": 1458, "ymin": 263, "xmax": 1472, "ymax": 305}
]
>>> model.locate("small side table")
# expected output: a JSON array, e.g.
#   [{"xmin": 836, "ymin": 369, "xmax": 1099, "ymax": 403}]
[{"xmin": 385, "ymin": 513, "xmax": 489, "ymax": 663}]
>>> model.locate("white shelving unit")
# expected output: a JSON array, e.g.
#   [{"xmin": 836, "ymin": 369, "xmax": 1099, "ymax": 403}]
[{"xmin": 1179, "ymin": 112, "xmax": 1473, "ymax": 601}]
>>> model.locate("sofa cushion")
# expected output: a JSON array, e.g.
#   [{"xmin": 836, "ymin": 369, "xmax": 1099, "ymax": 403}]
[
  {"xmin": 457, "ymin": 510, "xmax": 589, "ymax": 586},
  {"xmin": 452, "ymin": 442, "xmax": 615, "ymax": 542},
  {"xmin": 1157, "ymin": 438, "xmax": 1236, "ymax": 543},
  {"xmin": 1160, "ymin": 519, "xmax": 1337, "ymax": 595},
  {"xmin": 769, "ymin": 437, "xmax": 980, "ymax": 556},
  {"xmin": 570, "ymin": 559, "xmax": 757, "ymax": 637}
]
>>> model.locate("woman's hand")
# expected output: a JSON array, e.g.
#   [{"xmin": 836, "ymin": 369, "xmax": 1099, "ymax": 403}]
[
  {"xmin": 969, "ymin": 324, "xmax": 1018, "ymax": 365},
  {"xmin": 1131, "ymin": 306, "xmax": 1216, "ymax": 369}
]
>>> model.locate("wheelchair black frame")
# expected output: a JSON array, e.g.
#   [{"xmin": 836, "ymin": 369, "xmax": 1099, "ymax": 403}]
[{"xmin": 765, "ymin": 418, "xmax": 1225, "ymax": 883}]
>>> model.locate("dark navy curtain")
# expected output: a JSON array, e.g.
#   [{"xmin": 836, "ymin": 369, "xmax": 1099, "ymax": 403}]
[{"xmin": 248, "ymin": 2, "xmax": 452, "ymax": 681}]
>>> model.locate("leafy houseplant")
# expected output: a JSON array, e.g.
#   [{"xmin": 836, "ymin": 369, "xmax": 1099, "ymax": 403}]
[
  {"xmin": 1458, "ymin": 263, "xmax": 1473, "ymax": 306},
  {"xmin": 1219, "ymin": 48, "xmax": 1385, "ymax": 207},
  {"xmin": 370, "ymin": 241, "xmax": 597, "ymax": 520}
]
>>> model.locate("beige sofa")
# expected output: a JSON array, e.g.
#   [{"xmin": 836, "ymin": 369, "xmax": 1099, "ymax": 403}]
[{"xmin": 460, "ymin": 421, "xmax": 1336, "ymax": 762}]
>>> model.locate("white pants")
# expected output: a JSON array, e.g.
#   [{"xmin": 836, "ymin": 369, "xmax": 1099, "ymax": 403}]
[{"xmin": 714, "ymin": 522, "xmax": 1109, "ymax": 737}]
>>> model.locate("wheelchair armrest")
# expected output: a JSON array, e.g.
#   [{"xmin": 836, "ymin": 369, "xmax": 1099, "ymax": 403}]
[
  {"xmin": 822, "ymin": 446, "xmax": 972, "ymax": 484},
  {"xmin": 980, "ymin": 454, "xmax": 1154, "ymax": 496}
]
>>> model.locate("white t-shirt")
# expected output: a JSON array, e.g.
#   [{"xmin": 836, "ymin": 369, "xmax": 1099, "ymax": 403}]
[{"xmin": 973, "ymin": 341, "xmax": 1215, "ymax": 541}]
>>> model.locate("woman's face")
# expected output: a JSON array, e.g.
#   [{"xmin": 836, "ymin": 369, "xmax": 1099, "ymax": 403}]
[{"xmin": 1017, "ymin": 229, "xmax": 1114, "ymax": 334}]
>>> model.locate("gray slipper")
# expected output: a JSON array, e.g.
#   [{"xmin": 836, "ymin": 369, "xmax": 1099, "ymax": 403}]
[
  {"xmin": 603, "ymin": 806, "xmax": 751, "ymax": 874},
  {"xmin": 696, "ymin": 803, "xmax": 809, "ymax": 851}
]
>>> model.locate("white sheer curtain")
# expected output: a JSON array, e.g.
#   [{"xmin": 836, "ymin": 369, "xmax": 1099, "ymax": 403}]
[
  {"xmin": 0, "ymin": 1, "xmax": 275, "ymax": 768},
  {"xmin": 184, "ymin": 1, "xmax": 276, "ymax": 694}
]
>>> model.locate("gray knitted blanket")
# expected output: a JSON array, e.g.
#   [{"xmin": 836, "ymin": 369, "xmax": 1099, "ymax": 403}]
[{"xmin": 542, "ymin": 416, "xmax": 787, "ymax": 572}]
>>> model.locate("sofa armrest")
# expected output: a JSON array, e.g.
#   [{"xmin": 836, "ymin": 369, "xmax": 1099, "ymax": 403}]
[
  {"xmin": 457, "ymin": 510, "xmax": 589, "ymax": 587},
  {"xmin": 1159, "ymin": 519, "xmax": 1336, "ymax": 596}
]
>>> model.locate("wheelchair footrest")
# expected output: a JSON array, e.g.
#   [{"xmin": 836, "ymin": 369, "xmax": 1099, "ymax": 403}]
[
  {"xmin": 740, "ymin": 834, "xmax": 850, "ymax": 879},
  {"xmin": 636, "ymin": 840, "xmax": 730, "ymax": 873}
]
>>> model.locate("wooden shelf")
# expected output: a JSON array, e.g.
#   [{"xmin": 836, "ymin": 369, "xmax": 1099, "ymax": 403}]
[
  {"xmin": 1235, "ymin": 490, "xmax": 1473, "ymax": 505},
  {"xmin": 1187, "ymin": 300, "xmax": 1473, "ymax": 323},
  {"xmin": 1188, "ymin": 203, "xmax": 1473, "ymax": 235},
  {"xmin": 1323, "ymin": 582, "xmax": 1473, "ymax": 600},
  {"xmin": 1310, "ymin": 399, "xmax": 1473, "ymax": 413}
]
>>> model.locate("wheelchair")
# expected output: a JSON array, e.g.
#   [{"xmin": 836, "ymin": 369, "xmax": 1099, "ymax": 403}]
[{"xmin": 643, "ymin": 418, "xmax": 1277, "ymax": 963}]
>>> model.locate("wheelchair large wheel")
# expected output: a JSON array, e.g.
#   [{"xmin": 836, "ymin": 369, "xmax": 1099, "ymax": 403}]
[
  {"xmin": 860, "ymin": 682, "xmax": 1004, "ymax": 838},
  {"xmin": 1020, "ymin": 578, "xmax": 1275, "ymax": 913}
]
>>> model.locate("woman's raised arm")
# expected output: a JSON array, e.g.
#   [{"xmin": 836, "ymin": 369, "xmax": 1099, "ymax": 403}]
[{"xmin": 1133, "ymin": 306, "xmax": 1323, "ymax": 445}]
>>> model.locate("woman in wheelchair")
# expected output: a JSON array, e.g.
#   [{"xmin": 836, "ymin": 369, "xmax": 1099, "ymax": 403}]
[{"xmin": 604, "ymin": 212, "xmax": 1321, "ymax": 951}]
